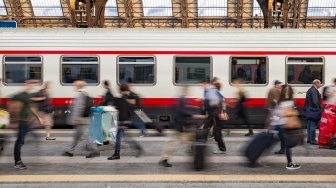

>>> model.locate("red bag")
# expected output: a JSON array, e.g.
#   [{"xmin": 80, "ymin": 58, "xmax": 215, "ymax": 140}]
[{"xmin": 318, "ymin": 105, "xmax": 336, "ymax": 146}]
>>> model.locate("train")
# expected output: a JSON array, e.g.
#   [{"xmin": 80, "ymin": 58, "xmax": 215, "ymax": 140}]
[{"xmin": 1, "ymin": 28, "xmax": 335, "ymax": 128}]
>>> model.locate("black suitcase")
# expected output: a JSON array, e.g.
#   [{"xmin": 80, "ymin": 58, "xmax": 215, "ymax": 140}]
[
  {"xmin": 244, "ymin": 132, "xmax": 275, "ymax": 165},
  {"xmin": 193, "ymin": 129, "xmax": 207, "ymax": 170}
]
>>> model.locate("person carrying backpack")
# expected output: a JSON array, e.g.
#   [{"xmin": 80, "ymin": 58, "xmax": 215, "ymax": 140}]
[{"xmin": 11, "ymin": 80, "xmax": 43, "ymax": 170}]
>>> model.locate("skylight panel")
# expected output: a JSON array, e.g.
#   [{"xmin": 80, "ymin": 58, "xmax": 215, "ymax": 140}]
[
  {"xmin": 142, "ymin": 0, "xmax": 172, "ymax": 17},
  {"xmin": 253, "ymin": 0, "xmax": 263, "ymax": 17},
  {"xmin": 105, "ymin": 0, "xmax": 118, "ymax": 16},
  {"xmin": 0, "ymin": 0, "xmax": 7, "ymax": 16},
  {"xmin": 198, "ymin": 0, "xmax": 227, "ymax": 17},
  {"xmin": 307, "ymin": 0, "xmax": 336, "ymax": 17},
  {"xmin": 31, "ymin": 0, "xmax": 63, "ymax": 16}
]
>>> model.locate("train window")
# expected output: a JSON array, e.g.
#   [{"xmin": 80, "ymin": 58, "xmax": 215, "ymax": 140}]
[
  {"xmin": 286, "ymin": 57, "xmax": 324, "ymax": 85},
  {"xmin": 61, "ymin": 56, "xmax": 99, "ymax": 85},
  {"xmin": 230, "ymin": 57, "xmax": 267, "ymax": 84},
  {"xmin": 174, "ymin": 56, "xmax": 211, "ymax": 84},
  {"xmin": 117, "ymin": 56, "xmax": 155, "ymax": 84},
  {"xmin": 3, "ymin": 56, "xmax": 42, "ymax": 85}
]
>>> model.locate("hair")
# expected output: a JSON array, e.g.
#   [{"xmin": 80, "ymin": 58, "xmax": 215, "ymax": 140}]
[
  {"xmin": 214, "ymin": 82, "xmax": 221, "ymax": 90},
  {"xmin": 119, "ymin": 84, "xmax": 129, "ymax": 92},
  {"xmin": 333, "ymin": 78, "xmax": 336, "ymax": 84},
  {"xmin": 279, "ymin": 84, "xmax": 294, "ymax": 102},
  {"xmin": 313, "ymin": 79, "xmax": 321, "ymax": 85},
  {"xmin": 211, "ymin": 77, "xmax": 219, "ymax": 84},
  {"xmin": 103, "ymin": 80, "xmax": 110, "ymax": 87}
]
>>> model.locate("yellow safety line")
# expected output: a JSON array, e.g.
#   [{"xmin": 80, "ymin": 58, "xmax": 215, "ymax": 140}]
[{"xmin": 0, "ymin": 175, "xmax": 336, "ymax": 182}]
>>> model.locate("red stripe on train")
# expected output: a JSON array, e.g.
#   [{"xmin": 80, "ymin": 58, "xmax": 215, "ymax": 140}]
[
  {"xmin": 1, "ymin": 50, "xmax": 336, "ymax": 55},
  {"xmin": 1, "ymin": 98, "xmax": 306, "ymax": 107}
]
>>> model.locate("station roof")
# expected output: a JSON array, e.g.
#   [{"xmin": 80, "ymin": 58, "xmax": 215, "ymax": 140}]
[{"xmin": 0, "ymin": 0, "xmax": 335, "ymax": 29}]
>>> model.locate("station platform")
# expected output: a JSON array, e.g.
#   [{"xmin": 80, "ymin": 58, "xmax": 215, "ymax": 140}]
[{"xmin": 0, "ymin": 129, "xmax": 336, "ymax": 188}]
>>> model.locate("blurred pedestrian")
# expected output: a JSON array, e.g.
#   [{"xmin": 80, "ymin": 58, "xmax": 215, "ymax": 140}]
[
  {"xmin": 323, "ymin": 78, "xmax": 336, "ymax": 105},
  {"xmin": 63, "ymin": 79, "xmax": 100, "ymax": 158},
  {"xmin": 31, "ymin": 81, "xmax": 55, "ymax": 140},
  {"xmin": 233, "ymin": 79, "xmax": 253, "ymax": 136},
  {"xmin": 203, "ymin": 77, "xmax": 227, "ymax": 154},
  {"xmin": 265, "ymin": 80, "xmax": 283, "ymax": 127},
  {"xmin": 159, "ymin": 86, "xmax": 204, "ymax": 167},
  {"xmin": 107, "ymin": 84, "xmax": 143, "ymax": 160},
  {"xmin": 99, "ymin": 80, "xmax": 114, "ymax": 106},
  {"xmin": 303, "ymin": 79, "xmax": 322, "ymax": 145},
  {"xmin": 12, "ymin": 80, "xmax": 43, "ymax": 169},
  {"xmin": 269, "ymin": 84, "xmax": 301, "ymax": 170}
]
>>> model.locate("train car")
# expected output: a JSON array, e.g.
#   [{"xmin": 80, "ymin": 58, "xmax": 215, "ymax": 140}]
[{"xmin": 0, "ymin": 28, "xmax": 335, "ymax": 128}]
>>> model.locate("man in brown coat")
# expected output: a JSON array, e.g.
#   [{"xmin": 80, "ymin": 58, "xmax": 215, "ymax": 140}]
[{"xmin": 265, "ymin": 80, "xmax": 283, "ymax": 127}]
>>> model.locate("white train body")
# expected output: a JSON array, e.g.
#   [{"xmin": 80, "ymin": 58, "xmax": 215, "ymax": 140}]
[{"xmin": 0, "ymin": 29, "xmax": 335, "ymax": 127}]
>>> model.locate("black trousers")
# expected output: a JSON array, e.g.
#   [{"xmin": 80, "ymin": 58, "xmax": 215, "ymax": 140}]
[{"xmin": 203, "ymin": 109, "xmax": 226, "ymax": 151}]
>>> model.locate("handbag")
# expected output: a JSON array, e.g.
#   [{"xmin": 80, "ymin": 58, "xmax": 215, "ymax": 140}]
[
  {"xmin": 305, "ymin": 108, "xmax": 322, "ymax": 122},
  {"xmin": 285, "ymin": 129, "xmax": 305, "ymax": 148},
  {"xmin": 284, "ymin": 116, "xmax": 302, "ymax": 129},
  {"xmin": 218, "ymin": 112, "xmax": 229, "ymax": 121},
  {"xmin": 134, "ymin": 109, "xmax": 152, "ymax": 123}
]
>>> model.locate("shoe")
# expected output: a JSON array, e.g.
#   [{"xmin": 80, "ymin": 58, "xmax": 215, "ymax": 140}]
[
  {"xmin": 86, "ymin": 152, "xmax": 100, "ymax": 158},
  {"xmin": 46, "ymin": 137, "xmax": 56, "ymax": 140},
  {"xmin": 310, "ymin": 140, "xmax": 319, "ymax": 145},
  {"xmin": 14, "ymin": 161, "xmax": 27, "ymax": 170},
  {"xmin": 245, "ymin": 132, "xmax": 254, "ymax": 136},
  {"xmin": 107, "ymin": 153, "xmax": 120, "ymax": 160},
  {"xmin": 62, "ymin": 151, "xmax": 74, "ymax": 157},
  {"xmin": 103, "ymin": 140, "xmax": 109, "ymax": 145},
  {"xmin": 286, "ymin": 163, "xmax": 301, "ymax": 170},
  {"xmin": 213, "ymin": 149, "xmax": 226, "ymax": 154},
  {"xmin": 159, "ymin": 159, "xmax": 172, "ymax": 167},
  {"xmin": 274, "ymin": 150, "xmax": 285, "ymax": 154},
  {"xmin": 135, "ymin": 146, "xmax": 144, "ymax": 158}
]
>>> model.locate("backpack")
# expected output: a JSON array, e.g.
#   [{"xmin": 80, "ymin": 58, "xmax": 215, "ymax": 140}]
[
  {"xmin": 322, "ymin": 86, "xmax": 330, "ymax": 101},
  {"xmin": 7, "ymin": 99, "xmax": 24, "ymax": 122},
  {"xmin": 82, "ymin": 93, "xmax": 94, "ymax": 117}
]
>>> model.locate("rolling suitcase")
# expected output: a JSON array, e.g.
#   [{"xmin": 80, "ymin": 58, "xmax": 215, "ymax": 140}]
[{"xmin": 244, "ymin": 132, "xmax": 275, "ymax": 165}]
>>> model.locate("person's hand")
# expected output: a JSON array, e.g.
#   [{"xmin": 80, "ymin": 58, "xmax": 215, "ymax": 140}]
[{"xmin": 193, "ymin": 115, "xmax": 207, "ymax": 120}]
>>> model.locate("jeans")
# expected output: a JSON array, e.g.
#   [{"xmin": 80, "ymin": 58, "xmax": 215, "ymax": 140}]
[
  {"xmin": 114, "ymin": 123, "xmax": 141, "ymax": 154},
  {"xmin": 14, "ymin": 122, "xmax": 29, "ymax": 163},
  {"xmin": 203, "ymin": 109, "xmax": 226, "ymax": 151},
  {"xmin": 275, "ymin": 125, "xmax": 292, "ymax": 163},
  {"xmin": 307, "ymin": 120, "xmax": 317, "ymax": 142}
]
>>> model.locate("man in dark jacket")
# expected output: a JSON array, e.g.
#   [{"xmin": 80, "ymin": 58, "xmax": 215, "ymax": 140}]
[
  {"xmin": 304, "ymin": 79, "xmax": 322, "ymax": 145},
  {"xmin": 99, "ymin": 80, "xmax": 114, "ymax": 106}
]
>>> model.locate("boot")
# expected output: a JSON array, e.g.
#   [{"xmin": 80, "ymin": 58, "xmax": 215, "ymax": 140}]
[
  {"xmin": 245, "ymin": 129, "xmax": 254, "ymax": 136},
  {"xmin": 107, "ymin": 151, "xmax": 120, "ymax": 160}
]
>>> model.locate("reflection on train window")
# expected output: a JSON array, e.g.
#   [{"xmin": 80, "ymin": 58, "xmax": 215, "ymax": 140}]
[
  {"xmin": 3, "ymin": 56, "xmax": 42, "ymax": 84},
  {"xmin": 61, "ymin": 56, "xmax": 99, "ymax": 84},
  {"xmin": 174, "ymin": 56, "xmax": 211, "ymax": 84},
  {"xmin": 118, "ymin": 56, "xmax": 155, "ymax": 84},
  {"xmin": 230, "ymin": 57, "xmax": 267, "ymax": 84},
  {"xmin": 286, "ymin": 57, "xmax": 324, "ymax": 85}
]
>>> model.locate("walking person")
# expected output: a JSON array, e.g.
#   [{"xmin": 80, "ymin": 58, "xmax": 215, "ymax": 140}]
[
  {"xmin": 323, "ymin": 78, "xmax": 336, "ymax": 105},
  {"xmin": 107, "ymin": 84, "xmax": 143, "ymax": 160},
  {"xmin": 233, "ymin": 79, "xmax": 253, "ymax": 136},
  {"xmin": 203, "ymin": 77, "xmax": 227, "ymax": 154},
  {"xmin": 159, "ymin": 86, "xmax": 204, "ymax": 167},
  {"xmin": 265, "ymin": 80, "xmax": 283, "ymax": 128},
  {"xmin": 12, "ymin": 80, "xmax": 43, "ymax": 169},
  {"xmin": 304, "ymin": 79, "xmax": 322, "ymax": 145},
  {"xmin": 31, "ymin": 81, "xmax": 55, "ymax": 140},
  {"xmin": 63, "ymin": 79, "xmax": 100, "ymax": 158},
  {"xmin": 99, "ymin": 80, "xmax": 114, "ymax": 106},
  {"xmin": 269, "ymin": 84, "xmax": 301, "ymax": 170}
]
